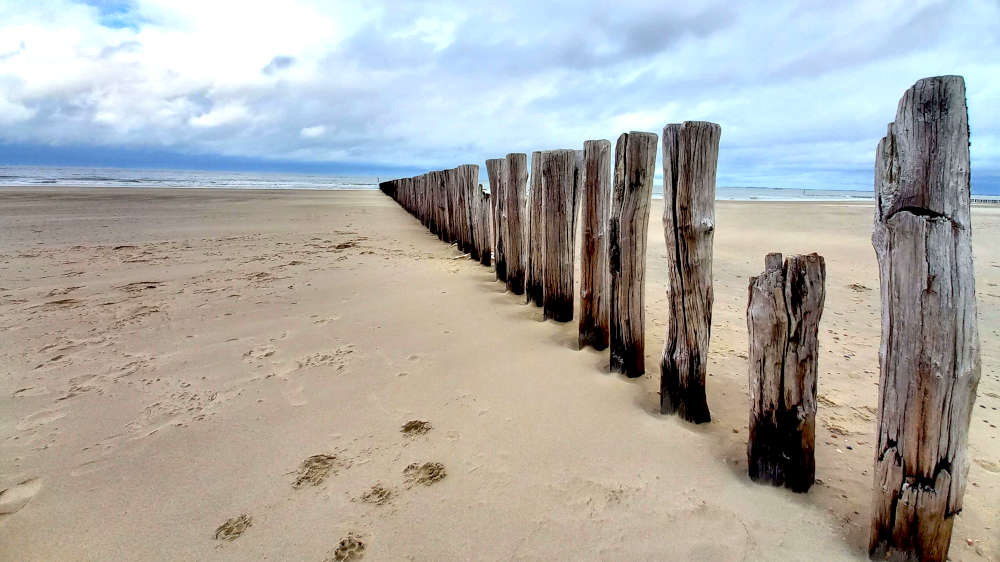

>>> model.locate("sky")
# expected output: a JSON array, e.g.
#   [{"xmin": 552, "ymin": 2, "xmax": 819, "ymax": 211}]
[{"xmin": 0, "ymin": 0, "xmax": 998, "ymax": 191}]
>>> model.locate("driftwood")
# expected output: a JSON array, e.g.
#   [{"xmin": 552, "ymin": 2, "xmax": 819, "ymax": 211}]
[
  {"xmin": 747, "ymin": 253, "xmax": 825, "ymax": 493},
  {"xmin": 869, "ymin": 76, "xmax": 981, "ymax": 562},
  {"xmin": 608, "ymin": 132, "xmax": 656, "ymax": 376},
  {"xmin": 579, "ymin": 140, "xmax": 611, "ymax": 350},
  {"xmin": 487, "ymin": 159, "xmax": 506, "ymax": 280},
  {"xmin": 526, "ymin": 151, "xmax": 545, "ymax": 306},
  {"xmin": 660, "ymin": 121, "xmax": 720, "ymax": 422},
  {"xmin": 541, "ymin": 149, "xmax": 579, "ymax": 321},
  {"xmin": 504, "ymin": 153, "xmax": 528, "ymax": 294}
]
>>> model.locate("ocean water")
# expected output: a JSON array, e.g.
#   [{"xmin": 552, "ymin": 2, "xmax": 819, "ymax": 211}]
[
  {"xmin": 15, "ymin": 164, "xmax": 999, "ymax": 203},
  {"xmin": 0, "ymin": 166, "xmax": 379, "ymax": 190}
]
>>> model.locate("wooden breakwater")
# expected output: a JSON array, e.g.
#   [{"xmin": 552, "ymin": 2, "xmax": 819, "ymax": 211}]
[{"xmin": 378, "ymin": 75, "xmax": 981, "ymax": 562}]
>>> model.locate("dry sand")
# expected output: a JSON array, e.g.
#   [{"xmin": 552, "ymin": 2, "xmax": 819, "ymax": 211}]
[{"xmin": 0, "ymin": 187, "xmax": 996, "ymax": 561}]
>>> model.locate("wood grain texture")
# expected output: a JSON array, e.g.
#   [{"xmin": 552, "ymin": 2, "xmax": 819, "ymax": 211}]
[
  {"xmin": 609, "ymin": 131, "xmax": 656, "ymax": 376},
  {"xmin": 579, "ymin": 140, "xmax": 611, "ymax": 351},
  {"xmin": 541, "ymin": 149, "xmax": 579, "ymax": 322},
  {"xmin": 747, "ymin": 252, "xmax": 825, "ymax": 493},
  {"xmin": 526, "ymin": 151, "xmax": 545, "ymax": 306},
  {"xmin": 869, "ymin": 75, "xmax": 981, "ymax": 562},
  {"xmin": 660, "ymin": 121, "xmax": 720, "ymax": 422},
  {"xmin": 487, "ymin": 158, "xmax": 506, "ymax": 281},
  {"xmin": 504, "ymin": 153, "xmax": 528, "ymax": 294},
  {"xmin": 458, "ymin": 164, "xmax": 479, "ymax": 260},
  {"xmin": 479, "ymin": 189, "xmax": 491, "ymax": 266}
]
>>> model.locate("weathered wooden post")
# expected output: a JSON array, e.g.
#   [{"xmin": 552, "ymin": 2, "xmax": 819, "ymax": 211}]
[
  {"xmin": 608, "ymin": 132, "xmax": 656, "ymax": 376},
  {"xmin": 487, "ymin": 159, "xmax": 506, "ymax": 280},
  {"xmin": 479, "ymin": 188, "xmax": 491, "ymax": 266},
  {"xmin": 579, "ymin": 139, "xmax": 611, "ymax": 350},
  {"xmin": 869, "ymin": 76, "xmax": 981, "ymax": 562},
  {"xmin": 504, "ymin": 153, "xmax": 528, "ymax": 294},
  {"xmin": 541, "ymin": 149, "xmax": 579, "ymax": 321},
  {"xmin": 660, "ymin": 121, "xmax": 720, "ymax": 422},
  {"xmin": 458, "ymin": 164, "xmax": 479, "ymax": 259},
  {"xmin": 747, "ymin": 252, "xmax": 825, "ymax": 493},
  {"xmin": 526, "ymin": 151, "xmax": 545, "ymax": 306}
]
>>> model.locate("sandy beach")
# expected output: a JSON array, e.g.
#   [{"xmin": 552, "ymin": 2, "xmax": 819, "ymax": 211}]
[{"xmin": 0, "ymin": 187, "xmax": 996, "ymax": 561}]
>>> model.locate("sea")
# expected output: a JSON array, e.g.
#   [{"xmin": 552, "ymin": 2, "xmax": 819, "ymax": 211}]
[{"xmin": 1, "ymin": 165, "xmax": 993, "ymax": 203}]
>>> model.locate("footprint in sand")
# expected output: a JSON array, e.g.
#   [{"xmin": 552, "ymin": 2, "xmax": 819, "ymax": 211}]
[
  {"xmin": 403, "ymin": 462, "xmax": 446, "ymax": 486},
  {"xmin": 400, "ymin": 420, "xmax": 432, "ymax": 437},
  {"xmin": 16, "ymin": 408, "xmax": 66, "ymax": 432},
  {"xmin": 358, "ymin": 483, "xmax": 393, "ymax": 505},
  {"xmin": 974, "ymin": 458, "xmax": 1000, "ymax": 474},
  {"xmin": 214, "ymin": 514, "xmax": 252, "ymax": 541},
  {"xmin": 292, "ymin": 453, "xmax": 350, "ymax": 488},
  {"xmin": 326, "ymin": 532, "xmax": 366, "ymax": 561},
  {"xmin": 295, "ymin": 345, "xmax": 355, "ymax": 372},
  {"xmin": 12, "ymin": 386, "xmax": 49, "ymax": 398},
  {"xmin": 0, "ymin": 478, "xmax": 42, "ymax": 515}
]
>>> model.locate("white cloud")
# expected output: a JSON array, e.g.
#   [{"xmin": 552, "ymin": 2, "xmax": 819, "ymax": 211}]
[
  {"xmin": 300, "ymin": 125, "xmax": 326, "ymax": 138},
  {"xmin": 189, "ymin": 103, "xmax": 250, "ymax": 128}
]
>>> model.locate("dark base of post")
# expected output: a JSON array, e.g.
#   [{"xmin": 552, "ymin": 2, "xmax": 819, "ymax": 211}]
[
  {"xmin": 579, "ymin": 326, "xmax": 609, "ymax": 351},
  {"xmin": 660, "ymin": 361, "xmax": 711, "ymax": 423},
  {"xmin": 525, "ymin": 282, "xmax": 543, "ymax": 307},
  {"xmin": 506, "ymin": 272, "xmax": 524, "ymax": 295},
  {"xmin": 610, "ymin": 347, "xmax": 642, "ymax": 377},
  {"xmin": 748, "ymin": 413, "xmax": 815, "ymax": 493},
  {"xmin": 543, "ymin": 298, "xmax": 573, "ymax": 322}
]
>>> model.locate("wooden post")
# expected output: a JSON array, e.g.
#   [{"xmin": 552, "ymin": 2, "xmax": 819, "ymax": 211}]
[
  {"xmin": 541, "ymin": 149, "xmax": 579, "ymax": 321},
  {"xmin": 659, "ymin": 121, "xmax": 720, "ymax": 422},
  {"xmin": 579, "ymin": 139, "xmax": 611, "ymax": 350},
  {"xmin": 458, "ymin": 164, "xmax": 479, "ymax": 260},
  {"xmin": 526, "ymin": 151, "xmax": 545, "ymax": 306},
  {"xmin": 504, "ymin": 153, "xmax": 527, "ymax": 294},
  {"xmin": 608, "ymin": 132, "xmax": 656, "ymax": 376},
  {"xmin": 747, "ymin": 253, "xmax": 825, "ymax": 493},
  {"xmin": 487, "ymin": 159, "xmax": 506, "ymax": 281},
  {"xmin": 869, "ymin": 76, "xmax": 981, "ymax": 562},
  {"xmin": 479, "ymin": 188, "xmax": 491, "ymax": 266}
]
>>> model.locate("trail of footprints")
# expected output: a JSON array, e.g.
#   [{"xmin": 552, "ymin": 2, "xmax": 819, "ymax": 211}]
[{"xmin": 214, "ymin": 418, "xmax": 447, "ymax": 560}]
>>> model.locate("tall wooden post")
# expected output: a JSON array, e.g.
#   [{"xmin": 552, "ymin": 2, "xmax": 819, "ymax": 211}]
[
  {"xmin": 608, "ymin": 132, "xmax": 656, "ymax": 376},
  {"xmin": 504, "ymin": 153, "xmax": 528, "ymax": 294},
  {"xmin": 526, "ymin": 151, "xmax": 545, "ymax": 306},
  {"xmin": 660, "ymin": 121, "xmax": 720, "ymax": 422},
  {"xmin": 747, "ymin": 253, "xmax": 825, "ymax": 493},
  {"xmin": 487, "ymin": 159, "xmax": 506, "ymax": 280},
  {"xmin": 541, "ymin": 149, "xmax": 579, "ymax": 321},
  {"xmin": 869, "ymin": 76, "xmax": 980, "ymax": 562},
  {"xmin": 479, "ymin": 189, "xmax": 491, "ymax": 266},
  {"xmin": 579, "ymin": 140, "xmax": 611, "ymax": 350}
]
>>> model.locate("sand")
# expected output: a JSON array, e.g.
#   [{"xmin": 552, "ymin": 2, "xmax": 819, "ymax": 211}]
[{"xmin": 0, "ymin": 187, "xmax": 996, "ymax": 561}]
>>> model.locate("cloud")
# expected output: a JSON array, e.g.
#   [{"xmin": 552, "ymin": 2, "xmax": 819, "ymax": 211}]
[
  {"xmin": 262, "ymin": 55, "xmax": 295, "ymax": 75},
  {"xmin": 0, "ymin": 0, "xmax": 997, "ymax": 190},
  {"xmin": 300, "ymin": 125, "xmax": 326, "ymax": 138}
]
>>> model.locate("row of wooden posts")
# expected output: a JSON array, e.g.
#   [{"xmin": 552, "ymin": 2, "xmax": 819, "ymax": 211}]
[{"xmin": 377, "ymin": 75, "xmax": 980, "ymax": 562}]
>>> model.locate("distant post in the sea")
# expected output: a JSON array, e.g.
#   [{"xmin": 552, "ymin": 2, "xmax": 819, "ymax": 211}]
[
  {"xmin": 526, "ymin": 151, "xmax": 545, "ymax": 306},
  {"xmin": 608, "ymin": 132, "xmax": 656, "ymax": 376},
  {"xmin": 747, "ymin": 252, "xmax": 825, "ymax": 493},
  {"xmin": 869, "ymin": 76, "xmax": 981, "ymax": 562},
  {"xmin": 579, "ymin": 139, "xmax": 611, "ymax": 351},
  {"xmin": 660, "ymin": 121, "xmax": 720, "ymax": 422},
  {"xmin": 487, "ymin": 159, "xmax": 506, "ymax": 280},
  {"xmin": 504, "ymin": 153, "xmax": 528, "ymax": 294},
  {"xmin": 541, "ymin": 149, "xmax": 579, "ymax": 321}
]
